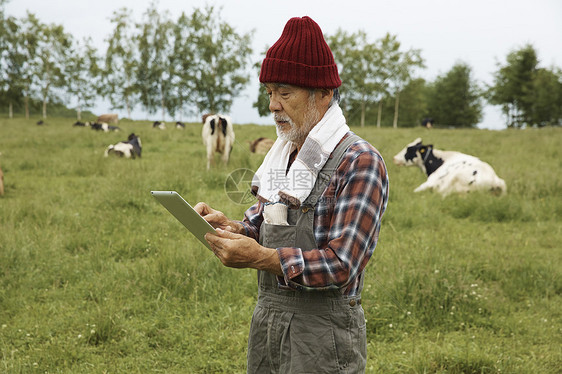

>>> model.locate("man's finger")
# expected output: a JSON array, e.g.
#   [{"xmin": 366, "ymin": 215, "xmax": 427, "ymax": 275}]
[
  {"xmin": 205, "ymin": 232, "xmax": 224, "ymax": 245},
  {"xmin": 203, "ymin": 212, "xmax": 224, "ymax": 225},
  {"xmin": 216, "ymin": 227, "xmax": 241, "ymax": 239},
  {"xmin": 194, "ymin": 202, "xmax": 210, "ymax": 215}
]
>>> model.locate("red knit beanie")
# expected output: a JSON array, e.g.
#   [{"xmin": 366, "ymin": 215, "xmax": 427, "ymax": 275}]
[{"xmin": 259, "ymin": 16, "xmax": 341, "ymax": 89}]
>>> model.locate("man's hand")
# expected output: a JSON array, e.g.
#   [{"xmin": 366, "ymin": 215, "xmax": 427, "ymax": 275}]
[
  {"xmin": 205, "ymin": 228, "xmax": 283, "ymax": 276},
  {"xmin": 194, "ymin": 202, "xmax": 244, "ymax": 234}
]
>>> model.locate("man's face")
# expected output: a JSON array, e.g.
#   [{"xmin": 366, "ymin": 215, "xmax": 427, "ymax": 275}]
[{"xmin": 264, "ymin": 83, "xmax": 321, "ymax": 145}]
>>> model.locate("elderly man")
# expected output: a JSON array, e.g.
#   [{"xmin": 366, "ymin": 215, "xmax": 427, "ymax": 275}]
[{"xmin": 196, "ymin": 16, "xmax": 389, "ymax": 373}]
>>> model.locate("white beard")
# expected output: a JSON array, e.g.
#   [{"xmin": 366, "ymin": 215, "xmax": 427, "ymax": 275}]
[{"xmin": 274, "ymin": 97, "xmax": 320, "ymax": 145}]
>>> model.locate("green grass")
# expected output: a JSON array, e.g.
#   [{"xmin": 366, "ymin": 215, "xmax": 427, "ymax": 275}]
[{"xmin": 0, "ymin": 117, "xmax": 561, "ymax": 373}]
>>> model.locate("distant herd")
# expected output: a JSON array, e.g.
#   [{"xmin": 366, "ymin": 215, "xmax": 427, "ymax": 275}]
[
  {"xmin": 0, "ymin": 115, "xmax": 508, "ymax": 198},
  {"xmin": 75, "ymin": 113, "xmax": 274, "ymax": 169}
]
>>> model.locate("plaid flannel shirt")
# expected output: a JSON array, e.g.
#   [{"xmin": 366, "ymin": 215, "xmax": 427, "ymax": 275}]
[{"xmin": 240, "ymin": 136, "xmax": 389, "ymax": 296}]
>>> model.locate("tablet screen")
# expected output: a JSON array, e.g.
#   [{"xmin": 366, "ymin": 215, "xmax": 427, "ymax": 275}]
[{"xmin": 151, "ymin": 191, "xmax": 216, "ymax": 250}]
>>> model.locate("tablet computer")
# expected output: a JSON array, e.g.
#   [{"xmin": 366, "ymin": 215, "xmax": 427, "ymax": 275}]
[{"xmin": 151, "ymin": 191, "xmax": 216, "ymax": 250}]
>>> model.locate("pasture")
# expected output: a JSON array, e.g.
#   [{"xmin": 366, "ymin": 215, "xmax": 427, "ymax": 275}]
[{"xmin": 0, "ymin": 117, "xmax": 560, "ymax": 373}]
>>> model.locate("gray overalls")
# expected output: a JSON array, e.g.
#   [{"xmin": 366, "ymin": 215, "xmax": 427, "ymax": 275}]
[{"xmin": 247, "ymin": 134, "xmax": 367, "ymax": 374}]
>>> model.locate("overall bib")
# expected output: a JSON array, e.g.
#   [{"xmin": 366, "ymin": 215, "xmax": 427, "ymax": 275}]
[{"xmin": 247, "ymin": 134, "xmax": 367, "ymax": 374}]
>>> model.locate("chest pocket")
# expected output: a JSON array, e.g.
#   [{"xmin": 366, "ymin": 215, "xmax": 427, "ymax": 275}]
[{"xmin": 259, "ymin": 205, "xmax": 316, "ymax": 251}]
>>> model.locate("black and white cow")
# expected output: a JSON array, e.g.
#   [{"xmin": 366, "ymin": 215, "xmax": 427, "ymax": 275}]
[
  {"xmin": 393, "ymin": 138, "xmax": 506, "ymax": 196},
  {"xmin": 175, "ymin": 121, "xmax": 185, "ymax": 129},
  {"xmin": 202, "ymin": 114, "xmax": 235, "ymax": 169},
  {"xmin": 421, "ymin": 118, "xmax": 434, "ymax": 129},
  {"xmin": 91, "ymin": 122, "xmax": 120, "ymax": 132},
  {"xmin": 104, "ymin": 133, "xmax": 142, "ymax": 159},
  {"xmin": 153, "ymin": 121, "xmax": 166, "ymax": 130},
  {"xmin": 91, "ymin": 122, "xmax": 104, "ymax": 131}
]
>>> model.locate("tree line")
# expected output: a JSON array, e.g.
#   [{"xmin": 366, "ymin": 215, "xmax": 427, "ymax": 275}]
[
  {"xmin": 1, "ymin": 1, "xmax": 561, "ymax": 128},
  {"xmin": 324, "ymin": 31, "xmax": 560, "ymax": 128},
  {"xmin": 0, "ymin": 3, "xmax": 253, "ymax": 122}
]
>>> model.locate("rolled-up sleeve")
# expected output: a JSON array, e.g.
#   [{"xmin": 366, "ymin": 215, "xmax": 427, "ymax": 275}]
[{"xmin": 239, "ymin": 202, "xmax": 264, "ymax": 241}]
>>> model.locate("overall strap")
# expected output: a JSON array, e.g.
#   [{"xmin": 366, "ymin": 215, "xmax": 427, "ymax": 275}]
[{"xmin": 304, "ymin": 132, "xmax": 362, "ymax": 207}]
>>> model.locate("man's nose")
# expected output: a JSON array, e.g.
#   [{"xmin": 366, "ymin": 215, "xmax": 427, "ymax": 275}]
[{"xmin": 269, "ymin": 95, "xmax": 282, "ymax": 112}]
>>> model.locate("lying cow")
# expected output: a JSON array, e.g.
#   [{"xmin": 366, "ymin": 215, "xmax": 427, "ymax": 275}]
[
  {"xmin": 249, "ymin": 137, "xmax": 275, "ymax": 155},
  {"xmin": 104, "ymin": 133, "xmax": 142, "ymax": 159},
  {"xmin": 175, "ymin": 121, "xmax": 185, "ymax": 129},
  {"xmin": 202, "ymin": 114, "xmax": 235, "ymax": 169},
  {"xmin": 73, "ymin": 121, "xmax": 95, "ymax": 127},
  {"xmin": 393, "ymin": 138, "xmax": 506, "ymax": 196}
]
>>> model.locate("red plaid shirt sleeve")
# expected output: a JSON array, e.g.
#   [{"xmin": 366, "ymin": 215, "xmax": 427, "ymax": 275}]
[
  {"xmin": 277, "ymin": 142, "xmax": 388, "ymax": 295},
  {"xmin": 238, "ymin": 202, "xmax": 263, "ymax": 241}
]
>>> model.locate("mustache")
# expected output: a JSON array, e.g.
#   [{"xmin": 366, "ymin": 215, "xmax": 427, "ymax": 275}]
[{"xmin": 274, "ymin": 113, "xmax": 291, "ymax": 123}]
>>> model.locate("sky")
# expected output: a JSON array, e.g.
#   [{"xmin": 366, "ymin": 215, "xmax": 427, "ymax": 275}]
[{"xmin": 5, "ymin": 0, "xmax": 562, "ymax": 129}]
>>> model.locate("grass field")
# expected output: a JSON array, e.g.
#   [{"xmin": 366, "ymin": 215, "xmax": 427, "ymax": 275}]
[{"xmin": 0, "ymin": 117, "xmax": 561, "ymax": 373}]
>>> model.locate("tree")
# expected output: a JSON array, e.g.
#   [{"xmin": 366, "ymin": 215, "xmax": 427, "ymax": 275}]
[
  {"xmin": 386, "ymin": 78, "xmax": 429, "ymax": 127},
  {"xmin": 328, "ymin": 29, "xmax": 365, "ymax": 125},
  {"xmin": 252, "ymin": 46, "xmax": 272, "ymax": 118},
  {"xmin": 530, "ymin": 67, "xmax": 562, "ymax": 126},
  {"xmin": 103, "ymin": 7, "xmax": 139, "ymax": 119},
  {"xmin": 136, "ymin": 3, "xmax": 174, "ymax": 120},
  {"xmin": 185, "ymin": 5, "xmax": 253, "ymax": 115},
  {"xmin": 253, "ymin": 83, "xmax": 270, "ymax": 118},
  {"xmin": 65, "ymin": 37, "xmax": 99, "ymax": 120},
  {"xmin": 0, "ymin": 14, "xmax": 26, "ymax": 117},
  {"xmin": 33, "ymin": 19, "xmax": 72, "ymax": 119},
  {"xmin": 11, "ymin": 13, "xmax": 41, "ymax": 119},
  {"xmin": 487, "ymin": 44, "xmax": 538, "ymax": 127},
  {"xmin": 328, "ymin": 30, "xmax": 392, "ymax": 128},
  {"xmin": 328, "ymin": 31, "xmax": 423, "ymax": 128},
  {"xmin": 387, "ymin": 42, "xmax": 424, "ymax": 128},
  {"xmin": 426, "ymin": 62, "xmax": 482, "ymax": 127},
  {"xmin": 169, "ymin": 12, "xmax": 196, "ymax": 121}
]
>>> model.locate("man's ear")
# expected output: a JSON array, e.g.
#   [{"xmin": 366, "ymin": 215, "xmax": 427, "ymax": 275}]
[{"xmin": 319, "ymin": 88, "xmax": 333, "ymax": 104}]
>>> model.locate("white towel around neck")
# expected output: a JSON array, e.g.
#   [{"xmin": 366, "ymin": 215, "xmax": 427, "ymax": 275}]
[{"xmin": 252, "ymin": 103, "xmax": 350, "ymax": 207}]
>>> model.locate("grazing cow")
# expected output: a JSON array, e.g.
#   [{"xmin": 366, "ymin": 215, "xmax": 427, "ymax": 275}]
[
  {"xmin": 175, "ymin": 121, "xmax": 185, "ymax": 129},
  {"xmin": 104, "ymin": 133, "xmax": 142, "ymax": 159},
  {"xmin": 393, "ymin": 138, "xmax": 506, "ymax": 196},
  {"xmin": 97, "ymin": 113, "xmax": 119, "ymax": 124},
  {"xmin": 249, "ymin": 137, "xmax": 275, "ymax": 155},
  {"xmin": 202, "ymin": 114, "xmax": 235, "ymax": 169},
  {"xmin": 153, "ymin": 121, "xmax": 166, "ymax": 130}
]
